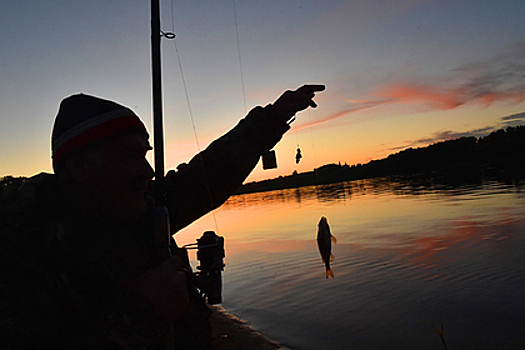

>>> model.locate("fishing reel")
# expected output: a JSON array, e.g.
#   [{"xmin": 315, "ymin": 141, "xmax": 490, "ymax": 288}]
[{"xmin": 184, "ymin": 231, "xmax": 225, "ymax": 305}]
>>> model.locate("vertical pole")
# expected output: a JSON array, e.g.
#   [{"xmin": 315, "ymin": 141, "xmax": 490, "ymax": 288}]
[
  {"xmin": 151, "ymin": 4, "xmax": 175, "ymax": 349},
  {"xmin": 151, "ymin": 0, "xmax": 172, "ymax": 256},
  {"xmin": 151, "ymin": 0, "xmax": 164, "ymax": 193}
]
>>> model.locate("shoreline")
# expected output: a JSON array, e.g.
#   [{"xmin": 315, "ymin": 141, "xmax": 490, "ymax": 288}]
[{"xmin": 209, "ymin": 305, "xmax": 291, "ymax": 350}]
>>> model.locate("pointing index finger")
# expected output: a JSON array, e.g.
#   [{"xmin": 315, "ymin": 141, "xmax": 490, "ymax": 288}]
[{"xmin": 297, "ymin": 84, "xmax": 326, "ymax": 94}]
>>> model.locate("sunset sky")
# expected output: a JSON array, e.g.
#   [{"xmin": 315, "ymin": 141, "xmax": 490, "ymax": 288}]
[{"xmin": 1, "ymin": 0, "xmax": 524, "ymax": 182}]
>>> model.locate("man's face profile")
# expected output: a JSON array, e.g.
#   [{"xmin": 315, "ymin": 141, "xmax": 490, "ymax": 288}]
[{"xmin": 69, "ymin": 133, "xmax": 154, "ymax": 223}]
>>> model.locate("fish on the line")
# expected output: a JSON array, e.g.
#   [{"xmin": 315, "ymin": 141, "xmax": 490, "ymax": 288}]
[
  {"xmin": 316, "ymin": 216, "xmax": 336, "ymax": 278},
  {"xmin": 295, "ymin": 146, "xmax": 302, "ymax": 164}
]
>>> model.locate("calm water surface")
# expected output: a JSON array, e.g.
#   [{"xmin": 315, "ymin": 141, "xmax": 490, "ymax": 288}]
[{"xmin": 177, "ymin": 178, "xmax": 525, "ymax": 350}]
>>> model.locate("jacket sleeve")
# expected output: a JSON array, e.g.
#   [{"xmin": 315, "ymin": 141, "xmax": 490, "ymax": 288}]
[{"xmin": 165, "ymin": 104, "xmax": 290, "ymax": 233}]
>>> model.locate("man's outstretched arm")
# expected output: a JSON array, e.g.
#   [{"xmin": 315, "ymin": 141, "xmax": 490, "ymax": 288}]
[{"xmin": 165, "ymin": 84, "xmax": 325, "ymax": 233}]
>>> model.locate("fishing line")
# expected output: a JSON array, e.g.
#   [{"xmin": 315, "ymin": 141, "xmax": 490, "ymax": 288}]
[
  {"xmin": 168, "ymin": 0, "xmax": 220, "ymax": 234},
  {"xmin": 307, "ymin": 109, "xmax": 324, "ymax": 213},
  {"xmin": 308, "ymin": 111, "xmax": 319, "ymax": 178},
  {"xmin": 307, "ymin": 110, "xmax": 336, "ymax": 280}
]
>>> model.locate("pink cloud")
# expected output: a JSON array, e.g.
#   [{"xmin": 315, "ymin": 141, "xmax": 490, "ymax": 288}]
[
  {"xmin": 372, "ymin": 83, "xmax": 464, "ymax": 110},
  {"xmin": 294, "ymin": 99, "xmax": 388, "ymax": 131},
  {"xmin": 479, "ymin": 91, "xmax": 525, "ymax": 106},
  {"xmin": 372, "ymin": 81, "xmax": 525, "ymax": 111},
  {"xmin": 294, "ymin": 108, "xmax": 364, "ymax": 131},
  {"xmin": 302, "ymin": 43, "xmax": 525, "ymax": 130},
  {"xmin": 300, "ymin": 78, "xmax": 525, "ymax": 131}
]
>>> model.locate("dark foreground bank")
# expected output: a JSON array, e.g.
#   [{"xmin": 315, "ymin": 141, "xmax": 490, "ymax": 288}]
[{"xmin": 209, "ymin": 305, "xmax": 291, "ymax": 350}]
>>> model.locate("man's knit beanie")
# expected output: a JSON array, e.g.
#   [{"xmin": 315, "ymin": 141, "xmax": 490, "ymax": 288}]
[{"xmin": 52, "ymin": 93, "xmax": 148, "ymax": 170}]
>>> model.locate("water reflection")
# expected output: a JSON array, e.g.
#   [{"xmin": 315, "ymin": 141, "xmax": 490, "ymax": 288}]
[
  {"xmin": 222, "ymin": 177, "xmax": 525, "ymax": 211},
  {"xmin": 176, "ymin": 177, "xmax": 525, "ymax": 350}
]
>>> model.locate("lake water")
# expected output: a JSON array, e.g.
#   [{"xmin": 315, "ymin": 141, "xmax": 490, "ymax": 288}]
[{"xmin": 176, "ymin": 177, "xmax": 525, "ymax": 350}]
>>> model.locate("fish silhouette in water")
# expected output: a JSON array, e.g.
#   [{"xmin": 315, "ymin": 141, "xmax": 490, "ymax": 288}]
[{"xmin": 317, "ymin": 216, "xmax": 336, "ymax": 278}]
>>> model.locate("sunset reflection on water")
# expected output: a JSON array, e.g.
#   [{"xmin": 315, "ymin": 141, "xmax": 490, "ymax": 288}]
[
  {"xmin": 179, "ymin": 178, "xmax": 525, "ymax": 253},
  {"xmin": 175, "ymin": 178, "xmax": 525, "ymax": 350}
]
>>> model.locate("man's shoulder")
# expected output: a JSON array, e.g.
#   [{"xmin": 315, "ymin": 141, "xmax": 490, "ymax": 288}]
[
  {"xmin": 0, "ymin": 172, "xmax": 60, "ymax": 246},
  {"xmin": 1, "ymin": 172, "xmax": 57, "ymax": 214}
]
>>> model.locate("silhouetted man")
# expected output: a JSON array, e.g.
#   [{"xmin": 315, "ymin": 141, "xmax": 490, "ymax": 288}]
[{"xmin": 0, "ymin": 84, "xmax": 324, "ymax": 349}]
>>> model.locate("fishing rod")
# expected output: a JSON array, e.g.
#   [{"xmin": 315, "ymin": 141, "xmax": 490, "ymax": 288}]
[
  {"xmin": 151, "ymin": 0, "xmax": 172, "ymax": 263},
  {"xmin": 151, "ymin": 0, "xmax": 164, "ymax": 186},
  {"xmin": 150, "ymin": 2, "xmax": 175, "ymax": 348}
]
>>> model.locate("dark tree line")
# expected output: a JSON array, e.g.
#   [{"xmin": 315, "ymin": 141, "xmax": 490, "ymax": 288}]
[
  {"xmin": 237, "ymin": 125, "xmax": 525, "ymax": 194},
  {"xmin": 0, "ymin": 176, "xmax": 27, "ymax": 207},
  {"xmin": 0, "ymin": 176, "xmax": 26, "ymax": 194},
  {"xmin": 365, "ymin": 125, "xmax": 525, "ymax": 177}
]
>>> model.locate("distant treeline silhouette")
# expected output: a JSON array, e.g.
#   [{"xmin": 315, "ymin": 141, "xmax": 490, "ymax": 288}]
[
  {"xmin": 2, "ymin": 125, "xmax": 525, "ymax": 197},
  {"xmin": 0, "ymin": 176, "xmax": 26, "ymax": 200},
  {"xmin": 236, "ymin": 124, "xmax": 525, "ymax": 194}
]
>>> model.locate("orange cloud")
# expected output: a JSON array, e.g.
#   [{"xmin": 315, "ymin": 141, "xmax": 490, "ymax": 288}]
[
  {"xmin": 298, "ymin": 79, "xmax": 525, "ymax": 132},
  {"xmin": 372, "ymin": 83, "xmax": 464, "ymax": 110},
  {"xmin": 299, "ymin": 43, "xmax": 525, "ymax": 131},
  {"xmin": 293, "ymin": 109, "xmax": 359, "ymax": 131},
  {"xmin": 294, "ymin": 99, "xmax": 386, "ymax": 131},
  {"xmin": 372, "ymin": 82, "xmax": 525, "ymax": 110},
  {"xmin": 479, "ymin": 91, "xmax": 525, "ymax": 106}
]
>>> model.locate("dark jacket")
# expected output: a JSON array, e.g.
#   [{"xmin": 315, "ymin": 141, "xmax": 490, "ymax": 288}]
[{"xmin": 0, "ymin": 105, "xmax": 288, "ymax": 349}]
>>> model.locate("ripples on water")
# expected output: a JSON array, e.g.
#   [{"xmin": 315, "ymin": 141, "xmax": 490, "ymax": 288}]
[{"xmin": 177, "ymin": 177, "xmax": 525, "ymax": 350}]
